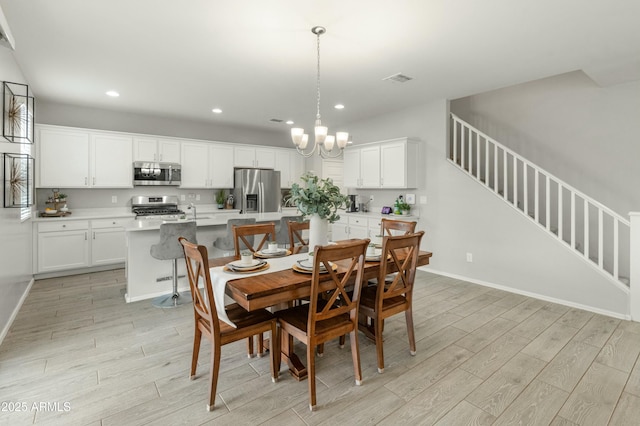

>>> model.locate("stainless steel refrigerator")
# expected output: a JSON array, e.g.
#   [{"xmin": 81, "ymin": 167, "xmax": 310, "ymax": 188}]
[{"xmin": 233, "ymin": 168, "xmax": 281, "ymax": 213}]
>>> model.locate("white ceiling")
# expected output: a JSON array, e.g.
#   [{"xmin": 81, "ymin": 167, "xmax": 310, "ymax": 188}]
[{"xmin": 2, "ymin": 0, "xmax": 640, "ymax": 135}]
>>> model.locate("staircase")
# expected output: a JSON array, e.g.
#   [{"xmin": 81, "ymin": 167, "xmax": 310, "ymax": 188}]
[{"xmin": 450, "ymin": 113, "xmax": 630, "ymax": 288}]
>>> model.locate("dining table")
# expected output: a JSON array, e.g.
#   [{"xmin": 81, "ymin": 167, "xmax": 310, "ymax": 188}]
[{"xmin": 208, "ymin": 243, "xmax": 433, "ymax": 380}]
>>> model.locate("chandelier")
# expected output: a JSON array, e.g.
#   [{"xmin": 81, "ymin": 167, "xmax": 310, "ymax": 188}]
[{"xmin": 291, "ymin": 26, "xmax": 349, "ymax": 158}]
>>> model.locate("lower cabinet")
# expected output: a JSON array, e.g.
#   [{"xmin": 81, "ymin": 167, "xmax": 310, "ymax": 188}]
[
  {"xmin": 36, "ymin": 218, "xmax": 129, "ymax": 274},
  {"xmin": 37, "ymin": 221, "xmax": 90, "ymax": 273},
  {"xmin": 330, "ymin": 215, "xmax": 408, "ymax": 241},
  {"xmin": 91, "ymin": 219, "xmax": 128, "ymax": 266}
]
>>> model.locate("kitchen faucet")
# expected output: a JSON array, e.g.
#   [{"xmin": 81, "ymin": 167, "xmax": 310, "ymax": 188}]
[{"xmin": 188, "ymin": 203, "xmax": 197, "ymax": 220}]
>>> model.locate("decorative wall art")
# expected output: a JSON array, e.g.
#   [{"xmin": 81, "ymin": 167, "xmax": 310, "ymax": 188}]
[
  {"xmin": 3, "ymin": 153, "xmax": 34, "ymax": 208},
  {"xmin": 2, "ymin": 81, "xmax": 35, "ymax": 144}
]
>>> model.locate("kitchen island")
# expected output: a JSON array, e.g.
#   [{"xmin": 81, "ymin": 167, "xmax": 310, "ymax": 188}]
[{"xmin": 124, "ymin": 212, "xmax": 297, "ymax": 302}]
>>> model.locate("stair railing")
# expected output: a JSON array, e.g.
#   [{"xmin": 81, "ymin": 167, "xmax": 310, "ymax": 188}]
[{"xmin": 450, "ymin": 113, "xmax": 629, "ymax": 287}]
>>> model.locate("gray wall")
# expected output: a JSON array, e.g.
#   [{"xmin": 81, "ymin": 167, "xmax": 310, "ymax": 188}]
[
  {"xmin": 36, "ymin": 100, "xmax": 290, "ymax": 148},
  {"xmin": 0, "ymin": 48, "xmax": 34, "ymax": 341},
  {"xmin": 344, "ymin": 98, "xmax": 628, "ymax": 317},
  {"xmin": 451, "ymin": 70, "xmax": 640, "ymax": 217}
]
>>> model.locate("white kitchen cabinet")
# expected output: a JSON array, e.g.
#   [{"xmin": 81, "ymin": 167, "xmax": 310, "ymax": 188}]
[
  {"xmin": 133, "ymin": 137, "xmax": 180, "ymax": 163},
  {"xmin": 210, "ymin": 144, "xmax": 234, "ymax": 187},
  {"xmin": 234, "ymin": 146, "xmax": 276, "ymax": 169},
  {"xmin": 37, "ymin": 221, "xmax": 90, "ymax": 272},
  {"xmin": 37, "ymin": 125, "xmax": 132, "ymax": 188},
  {"xmin": 331, "ymin": 216, "xmax": 350, "ymax": 241},
  {"xmin": 38, "ymin": 127, "xmax": 90, "ymax": 187},
  {"xmin": 290, "ymin": 153, "xmax": 305, "ymax": 186},
  {"xmin": 91, "ymin": 133, "xmax": 133, "ymax": 187},
  {"xmin": 360, "ymin": 145, "xmax": 381, "ymax": 187},
  {"xmin": 342, "ymin": 137, "xmax": 419, "ymax": 189},
  {"xmin": 91, "ymin": 218, "xmax": 127, "ymax": 266},
  {"xmin": 380, "ymin": 139, "xmax": 419, "ymax": 188},
  {"xmin": 275, "ymin": 149, "xmax": 306, "ymax": 188},
  {"xmin": 342, "ymin": 149, "xmax": 361, "ymax": 188},
  {"xmin": 347, "ymin": 216, "xmax": 369, "ymax": 239},
  {"xmin": 181, "ymin": 141, "xmax": 234, "ymax": 188}
]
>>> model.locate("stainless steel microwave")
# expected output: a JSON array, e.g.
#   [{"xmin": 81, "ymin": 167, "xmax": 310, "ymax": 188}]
[{"xmin": 133, "ymin": 162, "xmax": 181, "ymax": 186}]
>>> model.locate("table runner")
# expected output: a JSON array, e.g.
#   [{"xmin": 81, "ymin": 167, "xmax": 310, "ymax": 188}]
[{"xmin": 210, "ymin": 253, "xmax": 310, "ymax": 327}]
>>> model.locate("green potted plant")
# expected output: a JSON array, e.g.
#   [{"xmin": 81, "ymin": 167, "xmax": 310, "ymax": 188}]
[
  {"xmin": 216, "ymin": 189, "xmax": 226, "ymax": 209},
  {"xmin": 287, "ymin": 172, "xmax": 349, "ymax": 250},
  {"xmin": 399, "ymin": 200, "xmax": 411, "ymax": 215}
]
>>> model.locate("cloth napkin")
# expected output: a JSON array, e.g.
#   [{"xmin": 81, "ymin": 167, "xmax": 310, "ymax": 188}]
[{"xmin": 209, "ymin": 253, "xmax": 309, "ymax": 327}]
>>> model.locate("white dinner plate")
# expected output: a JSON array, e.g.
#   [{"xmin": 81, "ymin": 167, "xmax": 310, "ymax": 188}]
[
  {"xmin": 261, "ymin": 248, "xmax": 286, "ymax": 255},
  {"xmin": 227, "ymin": 259, "xmax": 263, "ymax": 270}
]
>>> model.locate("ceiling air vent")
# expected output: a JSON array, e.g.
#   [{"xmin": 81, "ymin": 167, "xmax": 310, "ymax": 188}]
[
  {"xmin": 269, "ymin": 118, "xmax": 284, "ymax": 123},
  {"xmin": 383, "ymin": 73, "xmax": 413, "ymax": 83}
]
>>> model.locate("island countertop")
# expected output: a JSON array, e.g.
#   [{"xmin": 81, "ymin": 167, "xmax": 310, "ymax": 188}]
[{"xmin": 125, "ymin": 211, "xmax": 294, "ymax": 232}]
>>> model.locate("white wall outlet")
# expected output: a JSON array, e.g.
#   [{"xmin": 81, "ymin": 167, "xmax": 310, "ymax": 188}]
[
  {"xmin": 196, "ymin": 194, "xmax": 201, "ymax": 201},
  {"xmin": 405, "ymin": 193, "xmax": 415, "ymax": 205},
  {"xmin": 466, "ymin": 252, "xmax": 473, "ymax": 262},
  {"xmin": 180, "ymin": 194, "xmax": 186, "ymax": 201},
  {"xmin": 111, "ymin": 195, "xmax": 117, "ymax": 203},
  {"xmin": 369, "ymin": 195, "xmax": 374, "ymax": 202},
  {"xmin": 420, "ymin": 195, "xmax": 427, "ymax": 205}
]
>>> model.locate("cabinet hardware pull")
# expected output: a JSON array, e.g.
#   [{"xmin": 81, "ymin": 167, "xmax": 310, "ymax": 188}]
[
  {"xmin": 62, "ymin": 224, "xmax": 66, "ymax": 228},
  {"xmin": 85, "ymin": 177, "xmax": 88, "ymax": 185},
  {"xmin": 93, "ymin": 232, "xmax": 96, "ymax": 239},
  {"xmin": 85, "ymin": 232, "xmax": 88, "ymax": 241},
  {"xmin": 93, "ymin": 177, "xmax": 96, "ymax": 185}
]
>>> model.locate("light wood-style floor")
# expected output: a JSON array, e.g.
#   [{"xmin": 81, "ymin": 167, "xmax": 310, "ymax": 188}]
[{"xmin": 2, "ymin": 269, "xmax": 640, "ymax": 425}]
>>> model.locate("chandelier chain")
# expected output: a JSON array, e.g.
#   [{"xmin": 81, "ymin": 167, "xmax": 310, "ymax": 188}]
[{"xmin": 316, "ymin": 29, "xmax": 321, "ymax": 122}]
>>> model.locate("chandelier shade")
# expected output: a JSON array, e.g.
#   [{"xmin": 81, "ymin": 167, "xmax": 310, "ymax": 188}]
[{"xmin": 291, "ymin": 26, "xmax": 349, "ymax": 158}]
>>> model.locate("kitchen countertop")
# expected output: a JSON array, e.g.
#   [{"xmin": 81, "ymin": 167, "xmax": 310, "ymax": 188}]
[
  {"xmin": 340, "ymin": 211, "xmax": 419, "ymax": 219},
  {"xmin": 32, "ymin": 207, "xmax": 136, "ymax": 222},
  {"xmin": 125, "ymin": 211, "xmax": 298, "ymax": 232}
]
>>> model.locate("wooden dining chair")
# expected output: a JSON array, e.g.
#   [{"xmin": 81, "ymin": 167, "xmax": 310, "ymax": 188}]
[
  {"xmin": 275, "ymin": 239, "xmax": 369, "ymax": 411},
  {"xmin": 288, "ymin": 219, "xmax": 310, "ymax": 254},
  {"xmin": 232, "ymin": 222, "xmax": 277, "ymax": 257},
  {"xmin": 359, "ymin": 231, "xmax": 424, "ymax": 373},
  {"xmin": 232, "ymin": 222, "xmax": 277, "ymax": 356},
  {"xmin": 380, "ymin": 218, "xmax": 417, "ymax": 236},
  {"xmin": 179, "ymin": 237, "xmax": 279, "ymax": 411}
]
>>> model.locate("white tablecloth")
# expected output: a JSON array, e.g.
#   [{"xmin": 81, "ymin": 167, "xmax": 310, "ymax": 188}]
[{"xmin": 209, "ymin": 253, "xmax": 310, "ymax": 327}]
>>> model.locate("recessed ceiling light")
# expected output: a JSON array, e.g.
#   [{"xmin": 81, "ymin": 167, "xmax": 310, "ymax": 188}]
[
  {"xmin": 286, "ymin": 120, "xmax": 294, "ymax": 125},
  {"xmin": 334, "ymin": 104, "xmax": 345, "ymax": 110},
  {"xmin": 212, "ymin": 108, "xmax": 222, "ymax": 114},
  {"xmin": 106, "ymin": 90, "xmax": 119, "ymax": 97}
]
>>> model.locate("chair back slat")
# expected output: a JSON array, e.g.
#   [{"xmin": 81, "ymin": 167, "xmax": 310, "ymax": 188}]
[
  {"xmin": 232, "ymin": 222, "xmax": 277, "ymax": 257},
  {"xmin": 380, "ymin": 218, "xmax": 417, "ymax": 237},
  {"xmin": 307, "ymin": 239, "xmax": 369, "ymax": 333}
]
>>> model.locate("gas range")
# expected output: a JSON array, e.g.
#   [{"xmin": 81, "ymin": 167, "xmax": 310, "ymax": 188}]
[{"xmin": 131, "ymin": 195, "xmax": 185, "ymax": 220}]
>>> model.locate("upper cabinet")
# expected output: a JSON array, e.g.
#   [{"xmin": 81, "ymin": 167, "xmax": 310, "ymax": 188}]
[
  {"xmin": 133, "ymin": 137, "xmax": 180, "ymax": 163},
  {"xmin": 181, "ymin": 141, "xmax": 234, "ymax": 188},
  {"xmin": 38, "ymin": 127, "xmax": 90, "ymax": 188},
  {"xmin": 234, "ymin": 146, "xmax": 276, "ymax": 169},
  {"xmin": 343, "ymin": 137, "xmax": 419, "ymax": 189},
  {"xmin": 275, "ymin": 149, "xmax": 305, "ymax": 188},
  {"xmin": 37, "ymin": 126, "xmax": 132, "ymax": 188}
]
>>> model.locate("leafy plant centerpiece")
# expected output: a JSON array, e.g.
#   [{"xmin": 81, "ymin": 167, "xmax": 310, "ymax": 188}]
[
  {"xmin": 287, "ymin": 172, "xmax": 350, "ymax": 250},
  {"xmin": 288, "ymin": 172, "xmax": 349, "ymax": 223}
]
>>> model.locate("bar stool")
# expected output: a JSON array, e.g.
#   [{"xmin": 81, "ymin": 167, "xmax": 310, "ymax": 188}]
[
  {"xmin": 150, "ymin": 221, "xmax": 197, "ymax": 308},
  {"xmin": 275, "ymin": 215, "xmax": 302, "ymax": 248},
  {"xmin": 213, "ymin": 218, "xmax": 256, "ymax": 255}
]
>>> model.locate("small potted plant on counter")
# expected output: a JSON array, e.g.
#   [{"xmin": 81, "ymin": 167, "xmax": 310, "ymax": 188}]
[{"xmin": 216, "ymin": 189, "xmax": 226, "ymax": 209}]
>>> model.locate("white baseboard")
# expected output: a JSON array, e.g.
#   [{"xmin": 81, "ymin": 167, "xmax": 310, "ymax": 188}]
[
  {"xmin": 419, "ymin": 266, "xmax": 631, "ymax": 321},
  {"xmin": 0, "ymin": 278, "xmax": 35, "ymax": 347}
]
